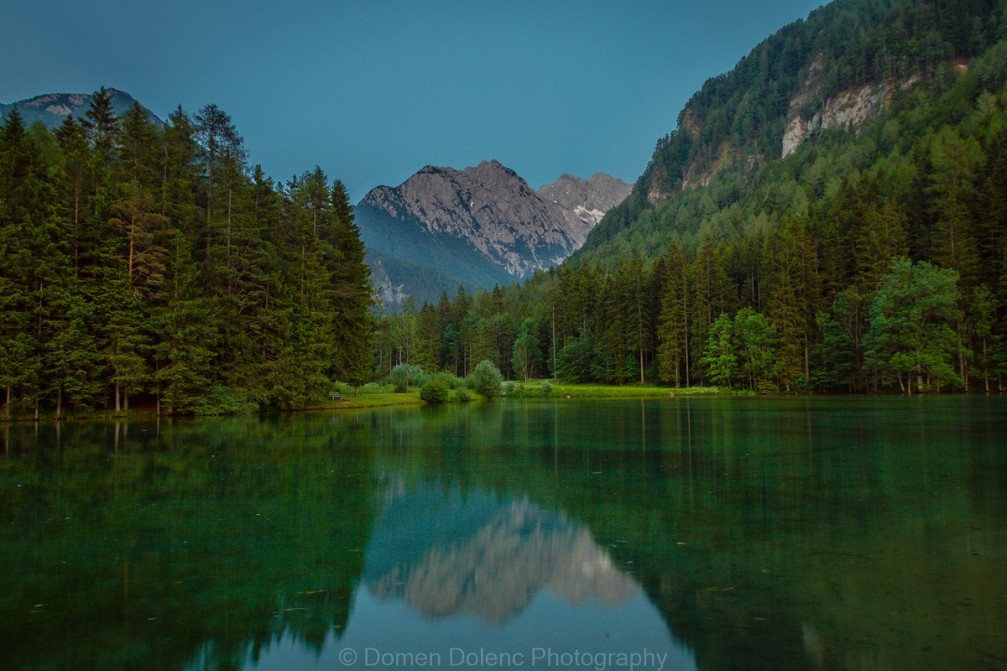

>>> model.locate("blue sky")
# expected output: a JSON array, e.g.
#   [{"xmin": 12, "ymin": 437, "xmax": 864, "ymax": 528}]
[{"xmin": 2, "ymin": 0, "xmax": 824, "ymax": 200}]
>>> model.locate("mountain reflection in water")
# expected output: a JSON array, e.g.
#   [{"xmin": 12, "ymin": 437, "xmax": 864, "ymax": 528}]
[
  {"xmin": 5, "ymin": 398, "xmax": 1002, "ymax": 671},
  {"xmin": 242, "ymin": 473, "xmax": 690, "ymax": 671},
  {"xmin": 364, "ymin": 478, "xmax": 639, "ymax": 623}
]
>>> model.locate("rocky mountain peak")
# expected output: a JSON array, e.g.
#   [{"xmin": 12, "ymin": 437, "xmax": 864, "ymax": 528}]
[
  {"xmin": 358, "ymin": 160, "xmax": 582, "ymax": 280},
  {"xmin": 538, "ymin": 172, "xmax": 632, "ymax": 237},
  {"xmin": 356, "ymin": 161, "xmax": 631, "ymax": 309}
]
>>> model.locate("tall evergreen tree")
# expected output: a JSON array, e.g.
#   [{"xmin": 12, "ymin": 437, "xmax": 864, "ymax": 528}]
[
  {"xmin": 327, "ymin": 178, "xmax": 373, "ymax": 387},
  {"xmin": 764, "ymin": 217, "xmax": 819, "ymax": 391},
  {"xmin": 82, "ymin": 87, "xmax": 121, "ymax": 163},
  {"xmin": 657, "ymin": 245, "xmax": 690, "ymax": 386},
  {"xmin": 53, "ymin": 115, "xmax": 91, "ymax": 273}
]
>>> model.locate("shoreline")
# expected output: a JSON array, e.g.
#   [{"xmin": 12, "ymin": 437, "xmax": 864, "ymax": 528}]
[{"xmin": 5, "ymin": 383, "xmax": 995, "ymax": 424}]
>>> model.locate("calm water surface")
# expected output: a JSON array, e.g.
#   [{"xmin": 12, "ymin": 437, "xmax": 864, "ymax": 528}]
[{"xmin": 1, "ymin": 397, "xmax": 1005, "ymax": 671}]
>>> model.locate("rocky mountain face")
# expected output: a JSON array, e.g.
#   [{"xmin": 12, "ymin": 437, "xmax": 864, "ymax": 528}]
[
  {"xmin": 356, "ymin": 160, "xmax": 629, "ymax": 309},
  {"xmin": 780, "ymin": 53, "xmax": 921, "ymax": 158},
  {"xmin": 0, "ymin": 88, "xmax": 161, "ymax": 128},
  {"xmin": 538, "ymin": 173, "xmax": 632, "ymax": 243}
]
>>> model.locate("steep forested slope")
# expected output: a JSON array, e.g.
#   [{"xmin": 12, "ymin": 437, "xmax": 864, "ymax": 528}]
[
  {"xmin": 374, "ymin": 0, "xmax": 1007, "ymax": 394},
  {"xmin": 577, "ymin": 0, "xmax": 1003, "ymax": 263}
]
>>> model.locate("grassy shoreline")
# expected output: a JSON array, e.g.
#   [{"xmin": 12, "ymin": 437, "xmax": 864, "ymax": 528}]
[
  {"xmin": 0, "ymin": 384, "xmax": 750, "ymax": 423},
  {"xmin": 500, "ymin": 382, "xmax": 751, "ymax": 399},
  {"xmin": 311, "ymin": 391, "xmax": 425, "ymax": 411}
]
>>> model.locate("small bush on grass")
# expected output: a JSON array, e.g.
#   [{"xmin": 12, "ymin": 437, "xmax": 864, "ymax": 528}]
[
  {"xmin": 467, "ymin": 360, "xmax": 503, "ymax": 399},
  {"xmin": 420, "ymin": 374, "xmax": 452, "ymax": 403}
]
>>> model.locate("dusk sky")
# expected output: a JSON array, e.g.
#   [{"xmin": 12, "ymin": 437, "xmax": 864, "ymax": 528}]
[{"xmin": 2, "ymin": 0, "xmax": 825, "ymax": 201}]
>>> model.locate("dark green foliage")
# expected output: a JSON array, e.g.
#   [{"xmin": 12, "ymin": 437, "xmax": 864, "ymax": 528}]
[
  {"xmin": 82, "ymin": 86, "xmax": 120, "ymax": 162},
  {"xmin": 8, "ymin": 0, "xmax": 1006, "ymax": 409},
  {"xmin": 193, "ymin": 384, "xmax": 258, "ymax": 416},
  {"xmin": 700, "ymin": 314, "xmax": 737, "ymax": 388},
  {"xmin": 657, "ymin": 245, "xmax": 690, "ymax": 386},
  {"xmin": 0, "ymin": 94, "xmax": 373, "ymax": 417},
  {"xmin": 734, "ymin": 308, "xmax": 779, "ymax": 392},
  {"xmin": 814, "ymin": 287, "xmax": 870, "ymax": 391},
  {"xmin": 864, "ymin": 258, "xmax": 964, "ymax": 392},
  {"xmin": 587, "ymin": 0, "xmax": 1002, "ymax": 257},
  {"xmin": 389, "ymin": 363, "xmax": 426, "ymax": 393},
  {"xmin": 511, "ymin": 318, "xmax": 541, "ymax": 380},
  {"xmin": 419, "ymin": 374, "xmax": 452, "ymax": 403},
  {"xmin": 554, "ymin": 329, "xmax": 597, "ymax": 383}
]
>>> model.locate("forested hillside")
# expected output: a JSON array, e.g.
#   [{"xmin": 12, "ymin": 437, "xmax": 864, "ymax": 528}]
[
  {"xmin": 581, "ymin": 0, "xmax": 1002, "ymax": 260},
  {"xmin": 4, "ymin": 0, "xmax": 1005, "ymax": 413},
  {"xmin": 374, "ymin": 0, "xmax": 1007, "ymax": 394},
  {"xmin": 0, "ymin": 89, "xmax": 373, "ymax": 417}
]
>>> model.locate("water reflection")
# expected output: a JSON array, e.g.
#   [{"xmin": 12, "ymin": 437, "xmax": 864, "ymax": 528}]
[
  {"xmin": 365, "ymin": 480, "xmax": 639, "ymax": 623},
  {"xmin": 244, "ymin": 474, "xmax": 693, "ymax": 671},
  {"xmin": 1, "ymin": 398, "xmax": 1005, "ymax": 671}
]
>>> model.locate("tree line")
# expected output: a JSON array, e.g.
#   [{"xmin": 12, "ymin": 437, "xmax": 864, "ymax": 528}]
[
  {"xmin": 0, "ymin": 89, "xmax": 372, "ymax": 418},
  {"xmin": 374, "ymin": 94, "xmax": 1007, "ymax": 394}
]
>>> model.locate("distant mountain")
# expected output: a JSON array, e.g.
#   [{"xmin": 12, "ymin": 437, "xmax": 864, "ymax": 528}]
[
  {"xmin": 0, "ymin": 88, "xmax": 161, "ymax": 128},
  {"xmin": 538, "ymin": 172, "xmax": 632, "ymax": 238},
  {"xmin": 356, "ymin": 160, "xmax": 629, "ymax": 309}
]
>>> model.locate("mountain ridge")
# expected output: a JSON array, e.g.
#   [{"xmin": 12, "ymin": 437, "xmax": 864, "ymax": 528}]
[{"xmin": 356, "ymin": 160, "xmax": 629, "ymax": 308}]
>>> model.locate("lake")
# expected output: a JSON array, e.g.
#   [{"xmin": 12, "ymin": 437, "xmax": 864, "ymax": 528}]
[{"xmin": 1, "ymin": 397, "xmax": 1005, "ymax": 671}]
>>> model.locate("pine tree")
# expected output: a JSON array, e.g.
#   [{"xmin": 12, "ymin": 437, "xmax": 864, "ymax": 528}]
[
  {"xmin": 117, "ymin": 102, "xmax": 159, "ymax": 187},
  {"xmin": 928, "ymin": 127, "xmax": 982, "ymax": 386},
  {"xmin": 764, "ymin": 218, "xmax": 819, "ymax": 391},
  {"xmin": 734, "ymin": 308, "xmax": 778, "ymax": 392},
  {"xmin": 82, "ymin": 87, "xmax": 121, "ymax": 163},
  {"xmin": 690, "ymin": 243, "xmax": 733, "ymax": 384},
  {"xmin": 327, "ymin": 178, "xmax": 373, "ymax": 387},
  {"xmin": 555, "ymin": 329, "xmax": 596, "ymax": 383},
  {"xmin": 593, "ymin": 273, "xmax": 631, "ymax": 384},
  {"xmin": 657, "ymin": 245, "xmax": 690, "ymax": 386},
  {"xmin": 816, "ymin": 287, "xmax": 869, "ymax": 392},
  {"xmin": 929, "ymin": 127, "xmax": 982, "ymax": 288},
  {"xmin": 0, "ymin": 108, "xmax": 62, "ymax": 418},
  {"xmin": 53, "ymin": 115, "xmax": 91, "ymax": 273},
  {"xmin": 194, "ymin": 103, "xmax": 245, "ymax": 265},
  {"xmin": 44, "ymin": 283, "xmax": 103, "ymax": 416},
  {"xmin": 414, "ymin": 303, "xmax": 442, "ymax": 372},
  {"xmin": 971, "ymin": 283, "xmax": 997, "ymax": 392}
]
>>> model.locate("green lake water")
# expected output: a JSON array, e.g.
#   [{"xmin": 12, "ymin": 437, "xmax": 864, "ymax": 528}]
[{"xmin": 1, "ymin": 397, "xmax": 1005, "ymax": 671}]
